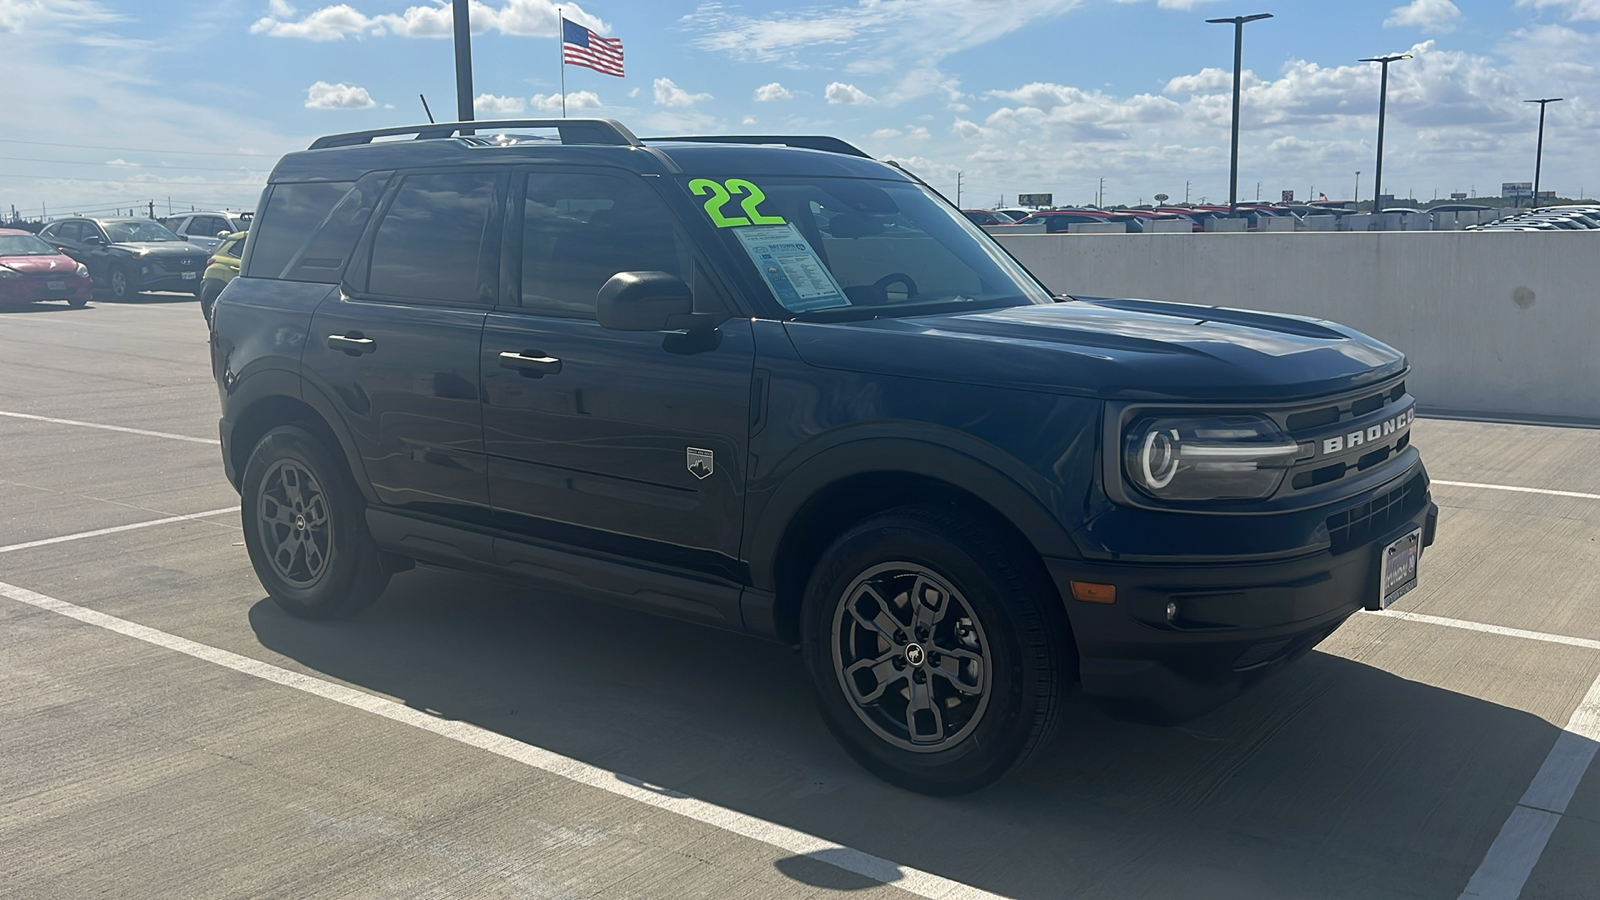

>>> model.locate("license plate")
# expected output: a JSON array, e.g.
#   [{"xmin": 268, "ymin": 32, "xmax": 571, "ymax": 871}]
[
  {"xmin": 181, "ymin": 271, "xmax": 198, "ymax": 280},
  {"xmin": 47, "ymin": 280, "xmax": 66, "ymax": 291},
  {"xmin": 1373, "ymin": 528, "xmax": 1423, "ymax": 610}
]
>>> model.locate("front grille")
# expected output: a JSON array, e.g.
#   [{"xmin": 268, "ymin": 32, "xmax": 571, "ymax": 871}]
[
  {"xmin": 1325, "ymin": 474, "xmax": 1427, "ymax": 554},
  {"xmin": 1286, "ymin": 381, "xmax": 1407, "ymax": 432}
]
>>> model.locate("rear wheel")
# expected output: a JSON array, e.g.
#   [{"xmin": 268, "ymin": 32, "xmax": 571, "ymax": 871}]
[
  {"xmin": 240, "ymin": 425, "xmax": 389, "ymax": 619},
  {"xmin": 199, "ymin": 281, "xmax": 222, "ymax": 322},
  {"xmin": 66, "ymin": 296, "xmax": 88, "ymax": 309},
  {"xmin": 801, "ymin": 503, "xmax": 1072, "ymax": 795}
]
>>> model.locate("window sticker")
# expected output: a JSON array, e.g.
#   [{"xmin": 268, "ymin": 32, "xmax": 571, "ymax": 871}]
[
  {"xmin": 688, "ymin": 178, "xmax": 786, "ymax": 228},
  {"xmin": 731, "ymin": 223, "xmax": 851, "ymax": 313}
]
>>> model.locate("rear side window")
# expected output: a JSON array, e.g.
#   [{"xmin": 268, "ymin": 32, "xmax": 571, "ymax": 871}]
[
  {"xmin": 245, "ymin": 181, "xmax": 354, "ymax": 279},
  {"xmin": 519, "ymin": 172, "xmax": 690, "ymax": 317},
  {"xmin": 279, "ymin": 170, "xmax": 390, "ymax": 283},
  {"xmin": 366, "ymin": 171, "xmax": 501, "ymax": 304}
]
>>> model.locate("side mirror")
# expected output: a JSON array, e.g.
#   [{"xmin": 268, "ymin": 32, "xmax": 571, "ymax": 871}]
[
  {"xmin": 83, "ymin": 235, "xmax": 105, "ymax": 246},
  {"xmin": 596, "ymin": 271, "xmax": 695, "ymax": 331},
  {"xmin": 217, "ymin": 231, "xmax": 230, "ymax": 238}
]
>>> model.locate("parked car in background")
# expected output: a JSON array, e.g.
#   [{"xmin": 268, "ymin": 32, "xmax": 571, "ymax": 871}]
[
  {"xmin": 40, "ymin": 217, "xmax": 209, "ymax": 300},
  {"xmin": 0, "ymin": 228, "xmax": 93, "ymax": 308},
  {"xmin": 162, "ymin": 210, "xmax": 253, "ymax": 253},
  {"xmin": 995, "ymin": 208, "xmax": 1034, "ymax": 221},
  {"xmin": 1426, "ymin": 203, "xmax": 1491, "ymax": 214},
  {"xmin": 199, "ymin": 231, "xmax": 246, "ymax": 322},
  {"xmin": 1016, "ymin": 209, "xmax": 1148, "ymax": 233},
  {"xmin": 961, "ymin": 210, "xmax": 1016, "ymax": 226}
]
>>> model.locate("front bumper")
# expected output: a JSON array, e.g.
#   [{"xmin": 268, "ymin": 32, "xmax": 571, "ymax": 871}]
[
  {"xmin": 0, "ymin": 275, "xmax": 92, "ymax": 304},
  {"xmin": 1049, "ymin": 471, "xmax": 1438, "ymax": 723}
]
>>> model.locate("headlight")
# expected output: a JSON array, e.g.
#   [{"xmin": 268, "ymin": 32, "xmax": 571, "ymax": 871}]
[
  {"xmin": 132, "ymin": 248, "xmax": 149, "ymax": 258},
  {"xmin": 75, "ymin": 263, "xmax": 89, "ymax": 277},
  {"xmin": 1124, "ymin": 415, "xmax": 1300, "ymax": 501},
  {"xmin": 0, "ymin": 265, "xmax": 17, "ymax": 278}
]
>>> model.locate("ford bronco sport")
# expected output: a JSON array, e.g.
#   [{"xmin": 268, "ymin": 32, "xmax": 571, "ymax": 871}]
[{"xmin": 211, "ymin": 119, "xmax": 1437, "ymax": 794}]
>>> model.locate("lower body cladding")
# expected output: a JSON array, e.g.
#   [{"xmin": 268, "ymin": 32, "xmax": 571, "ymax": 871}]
[{"xmin": 1050, "ymin": 482, "xmax": 1438, "ymax": 724}]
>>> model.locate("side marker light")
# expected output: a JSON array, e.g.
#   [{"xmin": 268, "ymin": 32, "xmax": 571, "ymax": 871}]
[{"xmin": 1070, "ymin": 581, "xmax": 1117, "ymax": 604}]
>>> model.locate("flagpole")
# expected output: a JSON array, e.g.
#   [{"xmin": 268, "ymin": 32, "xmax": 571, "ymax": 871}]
[{"xmin": 558, "ymin": 8, "xmax": 567, "ymax": 117}]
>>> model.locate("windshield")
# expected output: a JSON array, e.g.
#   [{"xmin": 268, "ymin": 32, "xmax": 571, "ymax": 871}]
[
  {"xmin": 104, "ymin": 220, "xmax": 182, "ymax": 243},
  {"xmin": 0, "ymin": 234, "xmax": 61, "ymax": 256},
  {"xmin": 690, "ymin": 176, "xmax": 1052, "ymax": 320}
]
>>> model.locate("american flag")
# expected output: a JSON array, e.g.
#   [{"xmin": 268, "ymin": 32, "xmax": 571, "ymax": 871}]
[{"xmin": 562, "ymin": 18, "xmax": 624, "ymax": 78}]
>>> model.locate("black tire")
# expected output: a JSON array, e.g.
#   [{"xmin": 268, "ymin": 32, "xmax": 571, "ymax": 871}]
[
  {"xmin": 108, "ymin": 266, "xmax": 134, "ymax": 300},
  {"xmin": 800, "ymin": 503, "xmax": 1072, "ymax": 795},
  {"xmin": 199, "ymin": 281, "xmax": 222, "ymax": 322},
  {"xmin": 66, "ymin": 296, "xmax": 88, "ymax": 309},
  {"xmin": 240, "ymin": 425, "xmax": 389, "ymax": 620}
]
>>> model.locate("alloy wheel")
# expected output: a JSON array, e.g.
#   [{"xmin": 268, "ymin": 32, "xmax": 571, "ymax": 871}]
[
  {"xmin": 257, "ymin": 459, "xmax": 333, "ymax": 588},
  {"xmin": 830, "ymin": 562, "xmax": 992, "ymax": 753}
]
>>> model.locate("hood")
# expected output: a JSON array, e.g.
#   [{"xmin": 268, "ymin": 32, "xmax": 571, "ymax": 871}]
[
  {"xmin": 782, "ymin": 297, "xmax": 1407, "ymax": 402},
  {"xmin": 115, "ymin": 241, "xmax": 208, "ymax": 258},
  {"xmin": 0, "ymin": 253, "xmax": 82, "ymax": 275}
]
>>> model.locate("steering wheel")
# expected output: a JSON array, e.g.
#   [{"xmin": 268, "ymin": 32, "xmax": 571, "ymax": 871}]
[{"xmin": 871, "ymin": 272, "xmax": 919, "ymax": 300}]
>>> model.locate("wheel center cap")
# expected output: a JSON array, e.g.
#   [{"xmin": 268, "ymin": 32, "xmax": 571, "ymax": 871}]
[
  {"xmin": 904, "ymin": 643, "xmax": 926, "ymax": 667},
  {"xmin": 294, "ymin": 514, "xmax": 307, "ymax": 531}
]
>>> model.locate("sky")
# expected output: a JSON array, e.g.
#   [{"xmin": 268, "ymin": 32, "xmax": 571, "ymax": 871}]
[{"xmin": 2, "ymin": 0, "xmax": 1597, "ymax": 218}]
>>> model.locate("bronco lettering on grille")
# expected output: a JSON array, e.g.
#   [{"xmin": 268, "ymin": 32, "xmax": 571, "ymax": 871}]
[{"xmin": 1321, "ymin": 408, "xmax": 1414, "ymax": 456}]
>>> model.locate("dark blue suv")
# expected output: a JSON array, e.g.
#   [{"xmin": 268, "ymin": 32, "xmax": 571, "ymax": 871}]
[{"xmin": 211, "ymin": 119, "xmax": 1437, "ymax": 794}]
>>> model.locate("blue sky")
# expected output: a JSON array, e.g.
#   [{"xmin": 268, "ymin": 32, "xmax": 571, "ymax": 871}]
[{"xmin": 2, "ymin": 0, "xmax": 1597, "ymax": 218}]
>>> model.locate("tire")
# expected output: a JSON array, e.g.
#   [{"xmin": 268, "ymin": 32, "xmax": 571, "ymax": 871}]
[
  {"xmin": 199, "ymin": 281, "xmax": 221, "ymax": 322},
  {"xmin": 801, "ymin": 503, "xmax": 1072, "ymax": 795},
  {"xmin": 240, "ymin": 425, "xmax": 389, "ymax": 620},
  {"xmin": 108, "ymin": 266, "xmax": 134, "ymax": 300},
  {"xmin": 66, "ymin": 296, "xmax": 88, "ymax": 309}
]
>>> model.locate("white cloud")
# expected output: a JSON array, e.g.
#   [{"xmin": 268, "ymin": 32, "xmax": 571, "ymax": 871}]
[
  {"xmin": 104, "ymin": 158, "xmax": 138, "ymax": 167},
  {"xmin": 474, "ymin": 93, "xmax": 526, "ymax": 115},
  {"xmin": 1517, "ymin": 0, "xmax": 1600, "ymax": 21},
  {"xmin": 1164, "ymin": 67, "xmax": 1252, "ymax": 96},
  {"xmin": 0, "ymin": 0, "xmax": 121, "ymax": 32},
  {"xmin": 742, "ymin": 115, "xmax": 757, "ymax": 125},
  {"xmin": 305, "ymin": 80, "xmax": 374, "ymax": 109},
  {"xmin": 252, "ymin": 0, "xmax": 610, "ymax": 41},
  {"xmin": 871, "ymin": 128, "xmax": 901, "ymax": 139},
  {"xmin": 654, "ymin": 77, "xmax": 711, "ymax": 107},
  {"xmin": 825, "ymin": 82, "xmax": 875, "ymax": 104},
  {"xmin": 1385, "ymin": 0, "xmax": 1462, "ymax": 31},
  {"xmin": 530, "ymin": 91, "xmax": 600, "ymax": 111},
  {"xmin": 753, "ymin": 82, "xmax": 793, "ymax": 102}
]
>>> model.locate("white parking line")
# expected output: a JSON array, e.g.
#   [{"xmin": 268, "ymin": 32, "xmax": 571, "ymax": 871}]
[
  {"xmin": 0, "ymin": 506, "xmax": 239, "ymax": 554},
  {"xmin": 0, "ymin": 409, "xmax": 219, "ymax": 445},
  {"xmin": 1458, "ymin": 675, "xmax": 1600, "ymax": 900},
  {"xmin": 1372, "ymin": 609, "xmax": 1600, "ymax": 653},
  {"xmin": 0, "ymin": 580, "xmax": 1007, "ymax": 900},
  {"xmin": 1433, "ymin": 480, "xmax": 1600, "ymax": 502}
]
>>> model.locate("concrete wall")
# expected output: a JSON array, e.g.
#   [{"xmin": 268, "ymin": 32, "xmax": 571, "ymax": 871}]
[{"xmin": 994, "ymin": 231, "xmax": 1600, "ymax": 422}]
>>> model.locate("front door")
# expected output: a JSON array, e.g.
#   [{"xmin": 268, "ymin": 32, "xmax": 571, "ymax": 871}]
[
  {"xmin": 303, "ymin": 169, "xmax": 505, "ymax": 519},
  {"xmin": 479, "ymin": 169, "xmax": 754, "ymax": 570}
]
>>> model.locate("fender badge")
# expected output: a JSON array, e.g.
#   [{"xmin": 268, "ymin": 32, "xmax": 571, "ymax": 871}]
[{"xmin": 687, "ymin": 447, "xmax": 714, "ymax": 480}]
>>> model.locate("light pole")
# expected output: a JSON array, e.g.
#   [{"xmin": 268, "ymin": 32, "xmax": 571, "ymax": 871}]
[
  {"xmin": 1355, "ymin": 171, "xmax": 1360, "ymax": 204},
  {"xmin": 1206, "ymin": 13, "xmax": 1273, "ymax": 214},
  {"xmin": 1526, "ymin": 98, "xmax": 1563, "ymax": 207},
  {"xmin": 1360, "ymin": 54, "xmax": 1410, "ymax": 211},
  {"xmin": 453, "ymin": 0, "xmax": 474, "ymax": 126}
]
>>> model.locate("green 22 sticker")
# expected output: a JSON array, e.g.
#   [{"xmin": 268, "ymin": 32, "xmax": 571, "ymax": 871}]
[{"xmin": 688, "ymin": 178, "xmax": 786, "ymax": 228}]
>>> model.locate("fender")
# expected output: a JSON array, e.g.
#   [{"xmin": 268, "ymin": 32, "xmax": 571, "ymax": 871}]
[
  {"xmin": 743, "ymin": 433, "xmax": 1084, "ymax": 594},
  {"xmin": 222, "ymin": 361, "xmax": 378, "ymax": 507}
]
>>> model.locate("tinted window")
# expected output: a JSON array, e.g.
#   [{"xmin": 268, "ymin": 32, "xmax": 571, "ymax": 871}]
[
  {"xmin": 246, "ymin": 181, "xmax": 354, "ymax": 279},
  {"xmin": 0, "ymin": 234, "xmax": 59, "ymax": 255},
  {"xmin": 105, "ymin": 221, "xmax": 181, "ymax": 242},
  {"xmin": 367, "ymin": 171, "xmax": 499, "ymax": 303},
  {"xmin": 520, "ymin": 172, "xmax": 690, "ymax": 316},
  {"xmin": 281, "ymin": 170, "xmax": 390, "ymax": 284}
]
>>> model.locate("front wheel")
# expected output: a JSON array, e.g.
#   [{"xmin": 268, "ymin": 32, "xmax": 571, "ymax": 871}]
[
  {"xmin": 108, "ymin": 267, "xmax": 134, "ymax": 300},
  {"xmin": 801, "ymin": 503, "xmax": 1072, "ymax": 795},
  {"xmin": 240, "ymin": 425, "xmax": 389, "ymax": 619}
]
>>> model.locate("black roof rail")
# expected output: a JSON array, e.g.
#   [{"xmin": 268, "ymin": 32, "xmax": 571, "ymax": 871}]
[
  {"xmin": 644, "ymin": 134, "xmax": 872, "ymax": 159},
  {"xmin": 308, "ymin": 118, "xmax": 642, "ymax": 151}
]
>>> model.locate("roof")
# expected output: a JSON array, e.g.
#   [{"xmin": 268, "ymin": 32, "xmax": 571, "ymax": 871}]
[{"xmin": 270, "ymin": 119, "xmax": 905, "ymax": 185}]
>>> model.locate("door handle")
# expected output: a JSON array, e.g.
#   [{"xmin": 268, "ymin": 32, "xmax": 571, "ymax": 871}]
[
  {"xmin": 327, "ymin": 333, "xmax": 376, "ymax": 355},
  {"xmin": 499, "ymin": 350, "xmax": 562, "ymax": 376}
]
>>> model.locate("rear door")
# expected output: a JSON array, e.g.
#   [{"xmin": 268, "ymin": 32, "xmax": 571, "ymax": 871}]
[
  {"xmin": 304, "ymin": 168, "xmax": 506, "ymax": 519},
  {"xmin": 479, "ymin": 168, "xmax": 754, "ymax": 569}
]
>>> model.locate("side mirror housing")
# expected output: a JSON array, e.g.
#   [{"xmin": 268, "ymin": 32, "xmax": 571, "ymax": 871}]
[
  {"xmin": 597, "ymin": 271, "xmax": 696, "ymax": 331},
  {"xmin": 83, "ymin": 235, "xmax": 105, "ymax": 246}
]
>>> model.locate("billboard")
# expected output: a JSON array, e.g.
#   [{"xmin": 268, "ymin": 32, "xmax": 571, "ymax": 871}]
[
  {"xmin": 1281, "ymin": 190, "xmax": 1294, "ymax": 203},
  {"xmin": 1017, "ymin": 193, "xmax": 1053, "ymax": 207},
  {"xmin": 1502, "ymin": 182, "xmax": 1533, "ymax": 201}
]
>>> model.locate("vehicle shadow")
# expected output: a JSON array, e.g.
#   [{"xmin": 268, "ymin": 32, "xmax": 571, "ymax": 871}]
[
  {"xmin": 0, "ymin": 302, "xmax": 89, "ymax": 314},
  {"xmin": 248, "ymin": 566, "xmax": 1561, "ymax": 899},
  {"xmin": 93, "ymin": 290, "xmax": 197, "ymax": 305}
]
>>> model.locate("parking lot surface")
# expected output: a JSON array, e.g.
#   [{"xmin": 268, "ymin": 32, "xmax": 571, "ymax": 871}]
[{"xmin": 2, "ymin": 297, "xmax": 1597, "ymax": 899}]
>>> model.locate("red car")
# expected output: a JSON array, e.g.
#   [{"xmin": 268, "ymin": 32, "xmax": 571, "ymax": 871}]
[{"xmin": 0, "ymin": 229, "xmax": 92, "ymax": 308}]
